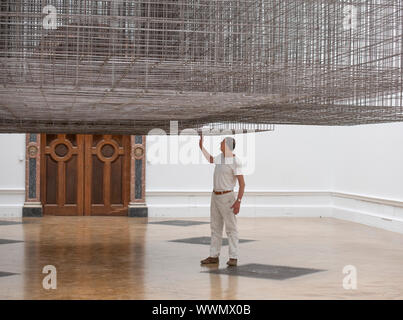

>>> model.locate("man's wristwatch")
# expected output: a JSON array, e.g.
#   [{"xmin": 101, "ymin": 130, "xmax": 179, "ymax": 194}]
[{"xmin": 236, "ymin": 198, "xmax": 242, "ymax": 203}]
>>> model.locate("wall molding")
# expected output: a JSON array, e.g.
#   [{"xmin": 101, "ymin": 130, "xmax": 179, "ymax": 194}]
[
  {"xmin": 146, "ymin": 190, "xmax": 330, "ymax": 197},
  {"xmin": 146, "ymin": 189, "xmax": 403, "ymax": 208},
  {"xmin": 330, "ymin": 191, "xmax": 403, "ymax": 209},
  {"xmin": 3, "ymin": 188, "xmax": 402, "ymax": 209},
  {"xmin": 1, "ymin": 188, "xmax": 403, "ymax": 234},
  {"xmin": 0, "ymin": 188, "xmax": 25, "ymax": 194},
  {"xmin": 146, "ymin": 189, "xmax": 403, "ymax": 233}
]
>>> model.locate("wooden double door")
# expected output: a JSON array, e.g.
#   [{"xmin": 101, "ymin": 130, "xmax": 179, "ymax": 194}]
[{"xmin": 41, "ymin": 134, "xmax": 131, "ymax": 216}]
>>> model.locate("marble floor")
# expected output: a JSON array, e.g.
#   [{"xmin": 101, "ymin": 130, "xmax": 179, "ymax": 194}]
[{"xmin": 0, "ymin": 216, "xmax": 403, "ymax": 300}]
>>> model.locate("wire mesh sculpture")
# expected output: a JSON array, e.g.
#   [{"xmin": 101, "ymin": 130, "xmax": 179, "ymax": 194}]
[{"xmin": 0, "ymin": 0, "xmax": 402, "ymax": 134}]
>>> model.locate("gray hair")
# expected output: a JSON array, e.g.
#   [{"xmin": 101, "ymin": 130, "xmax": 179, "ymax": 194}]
[{"xmin": 225, "ymin": 137, "xmax": 236, "ymax": 151}]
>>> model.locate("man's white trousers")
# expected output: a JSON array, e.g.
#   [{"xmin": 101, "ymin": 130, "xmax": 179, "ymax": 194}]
[{"xmin": 209, "ymin": 191, "xmax": 239, "ymax": 259}]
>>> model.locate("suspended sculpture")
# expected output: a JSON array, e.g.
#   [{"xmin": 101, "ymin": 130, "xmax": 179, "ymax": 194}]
[{"xmin": 0, "ymin": 0, "xmax": 402, "ymax": 134}]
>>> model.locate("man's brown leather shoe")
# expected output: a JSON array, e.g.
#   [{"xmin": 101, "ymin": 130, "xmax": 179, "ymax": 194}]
[
  {"xmin": 227, "ymin": 258, "xmax": 237, "ymax": 267},
  {"xmin": 200, "ymin": 257, "xmax": 219, "ymax": 265}
]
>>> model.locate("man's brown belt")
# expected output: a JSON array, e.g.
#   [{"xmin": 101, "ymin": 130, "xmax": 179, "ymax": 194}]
[{"xmin": 213, "ymin": 190, "xmax": 232, "ymax": 195}]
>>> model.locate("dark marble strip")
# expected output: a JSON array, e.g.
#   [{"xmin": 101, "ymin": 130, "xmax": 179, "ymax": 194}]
[
  {"xmin": 28, "ymin": 158, "xmax": 36, "ymax": 199},
  {"xmin": 135, "ymin": 135, "xmax": 143, "ymax": 144},
  {"xmin": 135, "ymin": 159, "xmax": 142, "ymax": 199},
  {"xmin": 29, "ymin": 133, "xmax": 37, "ymax": 142}
]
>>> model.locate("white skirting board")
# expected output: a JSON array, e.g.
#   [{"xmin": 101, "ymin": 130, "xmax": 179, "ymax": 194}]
[
  {"xmin": 146, "ymin": 190, "xmax": 403, "ymax": 234},
  {"xmin": 146, "ymin": 190, "xmax": 333, "ymax": 218},
  {"xmin": 331, "ymin": 194, "xmax": 403, "ymax": 234},
  {"xmin": 0, "ymin": 188, "xmax": 24, "ymax": 217},
  {"xmin": 1, "ymin": 188, "xmax": 403, "ymax": 234},
  {"xmin": 0, "ymin": 205, "xmax": 23, "ymax": 217}
]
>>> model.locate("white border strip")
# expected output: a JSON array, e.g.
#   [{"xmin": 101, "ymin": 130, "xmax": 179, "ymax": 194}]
[{"xmin": 147, "ymin": 190, "xmax": 403, "ymax": 208}]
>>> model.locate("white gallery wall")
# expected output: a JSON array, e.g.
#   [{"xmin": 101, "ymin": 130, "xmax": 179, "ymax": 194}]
[
  {"xmin": 331, "ymin": 122, "xmax": 403, "ymax": 200},
  {"xmin": 0, "ymin": 124, "xmax": 402, "ymax": 233},
  {"xmin": 146, "ymin": 126, "xmax": 334, "ymax": 218},
  {"xmin": 147, "ymin": 125, "xmax": 333, "ymax": 191},
  {"xmin": 330, "ymin": 123, "xmax": 403, "ymax": 233},
  {"xmin": 146, "ymin": 123, "xmax": 403, "ymax": 233},
  {"xmin": 0, "ymin": 134, "xmax": 26, "ymax": 217}
]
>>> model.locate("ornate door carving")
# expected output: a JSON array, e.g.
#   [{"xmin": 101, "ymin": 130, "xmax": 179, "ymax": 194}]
[
  {"xmin": 41, "ymin": 134, "xmax": 130, "ymax": 216},
  {"xmin": 41, "ymin": 134, "xmax": 84, "ymax": 215},
  {"xmin": 84, "ymin": 135, "xmax": 130, "ymax": 216}
]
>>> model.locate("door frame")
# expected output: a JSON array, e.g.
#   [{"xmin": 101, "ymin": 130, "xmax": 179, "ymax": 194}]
[{"xmin": 23, "ymin": 134, "xmax": 147, "ymax": 217}]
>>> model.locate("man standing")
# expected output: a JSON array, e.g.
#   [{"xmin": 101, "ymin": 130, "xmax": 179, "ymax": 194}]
[{"xmin": 199, "ymin": 136, "xmax": 245, "ymax": 267}]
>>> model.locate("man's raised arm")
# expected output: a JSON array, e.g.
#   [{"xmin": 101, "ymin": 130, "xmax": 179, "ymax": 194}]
[{"xmin": 199, "ymin": 135, "xmax": 214, "ymax": 163}]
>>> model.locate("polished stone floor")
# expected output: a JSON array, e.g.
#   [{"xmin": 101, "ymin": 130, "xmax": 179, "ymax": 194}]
[{"xmin": 0, "ymin": 216, "xmax": 403, "ymax": 299}]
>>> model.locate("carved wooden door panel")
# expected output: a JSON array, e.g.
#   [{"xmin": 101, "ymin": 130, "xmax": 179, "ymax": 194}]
[
  {"xmin": 41, "ymin": 134, "xmax": 130, "ymax": 216},
  {"xmin": 41, "ymin": 134, "xmax": 84, "ymax": 215},
  {"xmin": 84, "ymin": 135, "xmax": 130, "ymax": 216}
]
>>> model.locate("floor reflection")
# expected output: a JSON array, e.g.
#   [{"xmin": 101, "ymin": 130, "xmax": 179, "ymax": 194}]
[
  {"xmin": 202, "ymin": 264, "xmax": 238, "ymax": 300},
  {"xmin": 22, "ymin": 217, "xmax": 148, "ymax": 299},
  {"xmin": 1, "ymin": 216, "xmax": 401, "ymax": 299}
]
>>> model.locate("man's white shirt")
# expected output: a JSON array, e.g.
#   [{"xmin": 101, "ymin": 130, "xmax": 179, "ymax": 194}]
[{"xmin": 213, "ymin": 153, "xmax": 243, "ymax": 191}]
